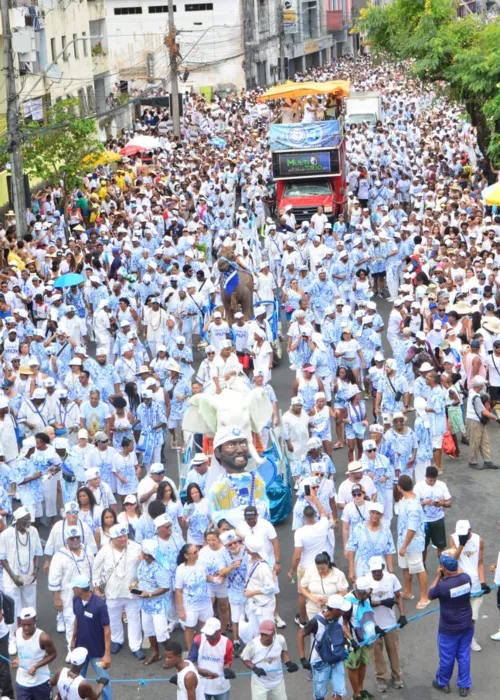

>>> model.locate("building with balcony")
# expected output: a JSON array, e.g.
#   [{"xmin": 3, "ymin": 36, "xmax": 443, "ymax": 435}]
[
  {"xmin": 0, "ymin": 0, "xmax": 114, "ymax": 136},
  {"xmin": 104, "ymin": 0, "xmax": 355, "ymax": 93}
]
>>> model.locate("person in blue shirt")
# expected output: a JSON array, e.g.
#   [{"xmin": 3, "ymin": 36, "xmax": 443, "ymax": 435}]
[
  {"xmin": 185, "ymin": 453, "xmax": 210, "ymax": 495},
  {"xmin": 395, "ymin": 474, "xmax": 430, "ymax": 610},
  {"xmin": 72, "ymin": 575, "xmax": 112, "ymax": 700},
  {"xmin": 429, "ymin": 552, "xmax": 474, "ymax": 697}
]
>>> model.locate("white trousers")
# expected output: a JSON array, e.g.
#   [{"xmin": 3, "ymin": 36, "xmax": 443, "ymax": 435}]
[
  {"xmin": 240, "ymin": 601, "xmax": 275, "ymax": 644},
  {"xmin": 9, "ymin": 583, "xmax": 37, "ymax": 641},
  {"xmin": 414, "ymin": 458, "xmax": 430, "ymax": 483},
  {"xmin": 382, "ymin": 489, "xmax": 394, "ymax": 524},
  {"xmin": 61, "ymin": 603, "xmax": 75, "ymax": 649},
  {"xmin": 386, "ymin": 267, "xmax": 399, "ymax": 300},
  {"xmin": 41, "ymin": 475, "xmax": 59, "ymax": 518},
  {"xmin": 250, "ymin": 677, "xmax": 288, "ymax": 700},
  {"xmin": 106, "ymin": 596, "xmax": 142, "ymax": 651}
]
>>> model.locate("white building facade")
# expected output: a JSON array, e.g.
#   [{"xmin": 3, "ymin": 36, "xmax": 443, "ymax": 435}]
[{"xmin": 106, "ymin": 0, "xmax": 356, "ymax": 92}]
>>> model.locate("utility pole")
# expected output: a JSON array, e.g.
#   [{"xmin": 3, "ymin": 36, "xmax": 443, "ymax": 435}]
[
  {"xmin": 167, "ymin": 0, "xmax": 181, "ymax": 138},
  {"xmin": 1, "ymin": 0, "xmax": 28, "ymax": 239},
  {"xmin": 279, "ymin": 3, "xmax": 285, "ymax": 82}
]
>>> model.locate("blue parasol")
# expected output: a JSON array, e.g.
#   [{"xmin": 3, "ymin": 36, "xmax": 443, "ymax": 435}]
[
  {"xmin": 209, "ymin": 137, "xmax": 227, "ymax": 149},
  {"xmin": 53, "ymin": 273, "xmax": 86, "ymax": 288}
]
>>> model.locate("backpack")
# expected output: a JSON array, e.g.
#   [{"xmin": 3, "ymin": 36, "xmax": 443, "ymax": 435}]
[
  {"xmin": 314, "ymin": 615, "xmax": 348, "ymax": 665},
  {"xmin": 0, "ymin": 590, "xmax": 15, "ymax": 625}
]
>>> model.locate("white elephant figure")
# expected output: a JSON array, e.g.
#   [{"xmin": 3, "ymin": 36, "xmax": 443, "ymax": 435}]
[{"xmin": 182, "ymin": 387, "xmax": 273, "ymax": 465}]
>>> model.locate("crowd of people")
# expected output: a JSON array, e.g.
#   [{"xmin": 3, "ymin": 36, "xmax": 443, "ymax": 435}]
[{"xmin": 0, "ymin": 54, "xmax": 499, "ymax": 700}]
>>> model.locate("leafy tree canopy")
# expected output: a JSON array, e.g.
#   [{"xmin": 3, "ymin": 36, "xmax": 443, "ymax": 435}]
[
  {"xmin": 355, "ymin": 0, "xmax": 500, "ymax": 165},
  {"xmin": 0, "ymin": 99, "xmax": 103, "ymax": 214}
]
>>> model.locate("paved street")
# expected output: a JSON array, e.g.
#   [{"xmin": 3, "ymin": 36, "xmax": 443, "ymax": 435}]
[{"xmin": 28, "ymin": 298, "xmax": 500, "ymax": 700}]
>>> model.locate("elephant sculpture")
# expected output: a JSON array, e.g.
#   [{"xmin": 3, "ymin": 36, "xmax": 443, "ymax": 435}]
[
  {"xmin": 217, "ymin": 246, "xmax": 254, "ymax": 325},
  {"xmin": 182, "ymin": 386, "xmax": 273, "ymax": 465}
]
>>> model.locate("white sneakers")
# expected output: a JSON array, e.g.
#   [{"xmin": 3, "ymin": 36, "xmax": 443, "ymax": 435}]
[
  {"xmin": 471, "ymin": 637, "xmax": 481, "ymax": 652},
  {"xmin": 275, "ymin": 615, "xmax": 287, "ymax": 629},
  {"xmin": 491, "ymin": 629, "xmax": 500, "ymax": 641}
]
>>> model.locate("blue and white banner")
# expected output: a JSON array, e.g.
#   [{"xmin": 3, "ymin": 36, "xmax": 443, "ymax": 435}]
[{"xmin": 269, "ymin": 121, "xmax": 340, "ymax": 151}]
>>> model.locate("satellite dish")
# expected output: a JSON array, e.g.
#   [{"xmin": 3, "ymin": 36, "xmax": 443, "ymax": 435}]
[{"xmin": 45, "ymin": 64, "xmax": 63, "ymax": 82}]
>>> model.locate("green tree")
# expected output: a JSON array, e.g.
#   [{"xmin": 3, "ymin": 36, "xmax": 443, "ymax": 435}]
[
  {"xmin": 355, "ymin": 0, "xmax": 500, "ymax": 167},
  {"xmin": 0, "ymin": 99, "xmax": 103, "ymax": 226},
  {"xmin": 21, "ymin": 99, "xmax": 103, "ymax": 222}
]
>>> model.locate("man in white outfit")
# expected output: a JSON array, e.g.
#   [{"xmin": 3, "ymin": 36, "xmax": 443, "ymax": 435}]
[
  {"xmin": 0, "ymin": 507, "xmax": 43, "ymax": 655},
  {"xmin": 92, "ymin": 523, "xmax": 144, "ymax": 659},
  {"xmin": 282, "ymin": 397, "xmax": 310, "ymax": 486},
  {"xmin": 451, "ymin": 519, "xmax": 490, "ymax": 652},
  {"xmin": 239, "ymin": 535, "xmax": 276, "ymax": 644},
  {"xmin": 48, "ymin": 525, "xmax": 94, "ymax": 659},
  {"xmin": 0, "ymin": 395, "xmax": 19, "ymax": 466}
]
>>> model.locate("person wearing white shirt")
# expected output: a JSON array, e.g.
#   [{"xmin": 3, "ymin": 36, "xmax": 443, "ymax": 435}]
[
  {"xmin": 414, "ymin": 466, "xmax": 452, "ymax": 559},
  {"xmin": 204, "ymin": 313, "xmax": 230, "ymax": 354},
  {"xmin": 241, "ymin": 620, "xmax": 298, "ymax": 700},
  {"xmin": 311, "ymin": 207, "xmax": 328, "ymax": 235},
  {"xmin": 92, "ymin": 523, "xmax": 144, "ymax": 659},
  {"xmin": 357, "ymin": 557, "xmax": 406, "ymax": 692},
  {"xmin": 48, "ymin": 526, "xmax": 94, "ymax": 654},
  {"xmin": 252, "ymin": 330, "xmax": 273, "ymax": 383},
  {"xmin": 282, "ymin": 398, "xmax": 310, "ymax": 477},
  {"xmin": 0, "ymin": 507, "xmax": 44, "ymax": 655},
  {"xmin": 289, "ymin": 492, "xmax": 330, "ymax": 625},
  {"xmin": 239, "ymin": 536, "xmax": 277, "ymax": 644},
  {"xmin": 336, "ymin": 463, "xmax": 377, "ymax": 509}
]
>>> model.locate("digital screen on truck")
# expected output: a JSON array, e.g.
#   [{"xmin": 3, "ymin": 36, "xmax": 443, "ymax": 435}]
[{"xmin": 272, "ymin": 149, "xmax": 340, "ymax": 179}]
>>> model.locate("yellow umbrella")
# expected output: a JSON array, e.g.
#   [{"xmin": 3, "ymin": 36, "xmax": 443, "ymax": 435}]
[
  {"xmin": 482, "ymin": 182, "xmax": 500, "ymax": 206},
  {"xmin": 82, "ymin": 150, "xmax": 122, "ymax": 168},
  {"xmin": 257, "ymin": 80, "xmax": 350, "ymax": 102}
]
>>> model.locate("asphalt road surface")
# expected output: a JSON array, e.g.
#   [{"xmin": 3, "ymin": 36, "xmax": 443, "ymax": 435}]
[{"xmin": 28, "ymin": 297, "xmax": 500, "ymax": 700}]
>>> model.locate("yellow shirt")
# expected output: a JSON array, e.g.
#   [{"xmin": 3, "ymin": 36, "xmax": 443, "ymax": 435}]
[{"xmin": 7, "ymin": 251, "xmax": 25, "ymax": 271}]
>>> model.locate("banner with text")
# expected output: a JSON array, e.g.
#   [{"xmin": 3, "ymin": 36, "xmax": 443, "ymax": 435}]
[{"xmin": 269, "ymin": 121, "xmax": 340, "ymax": 151}]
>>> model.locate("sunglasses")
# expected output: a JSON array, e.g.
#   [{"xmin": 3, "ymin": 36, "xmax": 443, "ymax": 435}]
[
  {"xmin": 352, "ymin": 492, "xmax": 363, "ymax": 497},
  {"xmin": 366, "ymin": 448, "xmax": 376, "ymax": 452},
  {"xmin": 227, "ymin": 541, "xmax": 239, "ymax": 547}
]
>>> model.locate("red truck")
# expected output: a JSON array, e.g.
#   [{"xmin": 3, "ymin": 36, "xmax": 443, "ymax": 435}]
[{"xmin": 269, "ymin": 99, "xmax": 348, "ymax": 222}]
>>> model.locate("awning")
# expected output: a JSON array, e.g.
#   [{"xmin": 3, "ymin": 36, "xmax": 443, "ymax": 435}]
[{"xmin": 257, "ymin": 80, "xmax": 350, "ymax": 102}]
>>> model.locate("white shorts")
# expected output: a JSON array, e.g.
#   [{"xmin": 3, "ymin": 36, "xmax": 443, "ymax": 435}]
[
  {"xmin": 398, "ymin": 551, "xmax": 425, "ymax": 574},
  {"xmin": 432, "ymin": 435, "xmax": 443, "ymax": 450},
  {"xmin": 208, "ymin": 583, "xmax": 229, "ymax": 599},
  {"xmin": 181, "ymin": 602, "xmax": 213, "ymax": 629},
  {"xmin": 229, "ymin": 602, "xmax": 245, "ymax": 624},
  {"xmin": 168, "ymin": 417, "xmax": 183, "ymax": 430},
  {"xmin": 141, "ymin": 610, "xmax": 170, "ymax": 643}
]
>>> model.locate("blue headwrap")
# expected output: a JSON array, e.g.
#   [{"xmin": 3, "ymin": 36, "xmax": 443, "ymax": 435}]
[{"xmin": 439, "ymin": 554, "xmax": 458, "ymax": 572}]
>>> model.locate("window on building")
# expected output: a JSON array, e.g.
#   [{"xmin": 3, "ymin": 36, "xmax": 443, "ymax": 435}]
[
  {"xmin": 87, "ymin": 85, "xmax": 96, "ymax": 114},
  {"xmin": 114, "ymin": 6, "xmax": 143, "ymax": 14},
  {"xmin": 258, "ymin": 0, "xmax": 269, "ymax": 32},
  {"xmin": 50, "ymin": 38, "xmax": 56, "ymax": 63},
  {"xmin": 148, "ymin": 5, "xmax": 174, "ymax": 12},
  {"xmin": 73, "ymin": 34, "xmax": 79, "ymax": 59},
  {"xmin": 82, "ymin": 32, "xmax": 88, "ymax": 56},
  {"xmin": 185, "ymin": 3, "xmax": 213, "ymax": 10},
  {"xmin": 62, "ymin": 36, "xmax": 67, "ymax": 61}
]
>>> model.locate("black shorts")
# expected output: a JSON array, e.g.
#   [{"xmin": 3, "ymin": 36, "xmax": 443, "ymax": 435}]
[
  {"xmin": 372, "ymin": 271, "xmax": 386, "ymax": 279},
  {"xmin": 425, "ymin": 518, "xmax": 447, "ymax": 550},
  {"xmin": 490, "ymin": 386, "xmax": 500, "ymax": 402}
]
